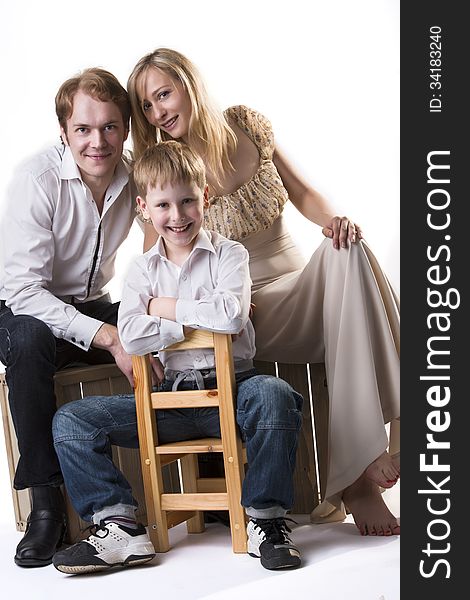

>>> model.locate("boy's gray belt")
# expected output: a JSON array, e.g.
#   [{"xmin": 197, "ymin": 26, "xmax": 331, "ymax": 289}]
[
  {"xmin": 165, "ymin": 359, "xmax": 254, "ymax": 392},
  {"xmin": 165, "ymin": 368, "xmax": 217, "ymax": 392}
]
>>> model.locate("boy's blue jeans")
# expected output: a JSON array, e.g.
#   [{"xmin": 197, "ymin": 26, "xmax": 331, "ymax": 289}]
[{"xmin": 52, "ymin": 371, "xmax": 303, "ymax": 523}]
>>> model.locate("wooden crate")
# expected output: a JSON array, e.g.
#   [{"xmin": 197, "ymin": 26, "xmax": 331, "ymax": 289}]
[
  {"xmin": 254, "ymin": 361, "xmax": 328, "ymax": 513},
  {"xmin": 0, "ymin": 364, "xmax": 180, "ymax": 542}
]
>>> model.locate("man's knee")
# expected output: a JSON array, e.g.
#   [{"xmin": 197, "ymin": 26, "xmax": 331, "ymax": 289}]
[{"xmin": 6, "ymin": 315, "xmax": 54, "ymax": 359}]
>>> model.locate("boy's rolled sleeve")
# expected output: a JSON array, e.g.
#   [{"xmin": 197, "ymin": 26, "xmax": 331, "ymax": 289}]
[{"xmin": 175, "ymin": 294, "xmax": 244, "ymax": 334}]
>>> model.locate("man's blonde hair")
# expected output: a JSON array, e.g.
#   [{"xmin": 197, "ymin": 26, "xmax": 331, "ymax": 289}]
[
  {"xmin": 56, "ymin": 67, "xmax": 130, "ymax": 132},
  {"xmin": 134, "ymin": 140, "xmax": 206, "ymax": 197}
]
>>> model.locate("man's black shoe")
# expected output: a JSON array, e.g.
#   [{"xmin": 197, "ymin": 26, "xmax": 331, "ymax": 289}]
[
  {"xmin": 15, "ymin": 508, "xmax": 67, "ymax": 567},
  {"xmin": 14, "ymin": 486, "xmax": 67, "ymax": 568}
]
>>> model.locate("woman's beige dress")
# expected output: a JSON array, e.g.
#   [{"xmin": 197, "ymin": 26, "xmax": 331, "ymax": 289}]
[{"xmin": 204, "ymin": 105, "xmax": 400, "ymax": 508}]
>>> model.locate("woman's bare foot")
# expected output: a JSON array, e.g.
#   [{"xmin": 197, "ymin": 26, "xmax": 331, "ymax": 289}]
[
  {"xmin": 365, "ymin": 450, "xmax": 400, "ymax": 488},
  {"xmin": 343, "ymin": 474, "xmax": 400, "ymax": 536}
]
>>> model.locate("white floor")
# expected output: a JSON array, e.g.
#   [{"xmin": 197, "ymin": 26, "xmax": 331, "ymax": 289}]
[{"xmin": 0, "ymin": 438, "xmax": 399, "ymax": 600}]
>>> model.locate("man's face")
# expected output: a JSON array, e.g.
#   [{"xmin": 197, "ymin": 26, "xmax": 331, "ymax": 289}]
[{"xmin": 60, "ymin": 90, "xmax": 128, "ymax": 189}]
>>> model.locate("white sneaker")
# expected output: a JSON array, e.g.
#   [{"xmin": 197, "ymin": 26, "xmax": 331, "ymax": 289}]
[{"xmin": 53, "ymin": 521, "xmax": 155, "ymax": 574}]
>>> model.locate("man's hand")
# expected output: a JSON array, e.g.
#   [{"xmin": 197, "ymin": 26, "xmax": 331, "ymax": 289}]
[
  {"xmin": 92, "ymin": 323, "xmax": 135, "ymax": 386},
  {"xmin": 149, "ymin": 354, "xmax": 164, "ymax": 386},
  {"xmin": 93, "ymin": 323, "xmax": 165, "ymax": 388}
]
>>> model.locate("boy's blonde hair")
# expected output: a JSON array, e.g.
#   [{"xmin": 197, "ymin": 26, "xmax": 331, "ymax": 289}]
[{"xmin": 134, "ymin": 140, "xmax": 206, "ymax": 198}]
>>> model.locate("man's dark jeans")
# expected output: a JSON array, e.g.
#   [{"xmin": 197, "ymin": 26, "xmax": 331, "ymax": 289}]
[{"xmin": 0, "ymin": 297, "xmax": 119, "ymax": 490}]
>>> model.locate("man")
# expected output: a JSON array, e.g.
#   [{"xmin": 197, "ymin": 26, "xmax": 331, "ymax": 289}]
[{"xmin": 0, "ymin": 67, "xmax": 161, "ymax": 568}]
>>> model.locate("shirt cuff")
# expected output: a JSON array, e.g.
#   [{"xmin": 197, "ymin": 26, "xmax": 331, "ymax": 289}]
[
  {"xmin": 175, "ymin": 298, "xmax": 200, "ymax": 327},
  {"xmin": 65, "ymin": 312, "xmax": 104, "ymax": 351},
  {"xmin": 158, "ymin": 319, "xmax": 185, "ymax": 348}
]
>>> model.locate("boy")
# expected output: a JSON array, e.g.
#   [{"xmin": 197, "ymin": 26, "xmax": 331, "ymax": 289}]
[{"xmin": 52, "ymin": 141, "xmax": 304, "ymax": 574}]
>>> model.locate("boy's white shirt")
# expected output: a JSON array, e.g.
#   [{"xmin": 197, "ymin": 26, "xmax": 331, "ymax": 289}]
[{"xmin": 118, "ymin": 229, "xmax": 256, "ymax": 373}]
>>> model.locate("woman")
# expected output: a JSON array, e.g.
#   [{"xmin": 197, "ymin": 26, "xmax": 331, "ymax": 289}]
[{"xmin": 127, "ymin": 48, "xmax": 400, "ymax": 536}]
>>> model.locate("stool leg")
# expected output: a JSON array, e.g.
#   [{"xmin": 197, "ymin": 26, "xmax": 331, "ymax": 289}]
[
  {"xmin": 222, "ymin": 441, "xmax": 247, "ymax": 552},
  {"xmin": 180, "ymin": 455, "xmax": 205, "ymax": 533},
  {"xmin": 214, "ymin": 333, "xmax": 247, "ymax": 553}
]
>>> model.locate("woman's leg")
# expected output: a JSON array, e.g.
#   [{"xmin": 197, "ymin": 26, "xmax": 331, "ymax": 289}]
[{"xmin": 250, "ymin": 237, "xmax": 400, "ymax": 533}]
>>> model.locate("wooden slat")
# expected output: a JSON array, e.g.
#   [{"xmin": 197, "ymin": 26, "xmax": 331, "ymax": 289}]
[
  {"xmin": 253, "ymin": 360, "xmax": 277, "ymax": 377},
  {"xmin": 255, "ymin": 359, "xmax": 327, "ymax": 512},
  {"xmin": 165, "ymin": 329, "xmax": 214, "ymax": 351},
  {"xmin": 0, "ymin": 374, "xmax": 26, "ymax": 529},
  {"xmin": 159, "ymin": 453, "xmax": 185, "ymax": 466},
  {"xmin": 214, "ymin": 333, "xmax": 247, "ymax": 552},
  {"xmin": 151, "ymin": 389, "xmax": 219, "ymax": 409},
  {"xmin": 278, "ymin": 363, "xmax": 318, "ymax": 513},
  {"xmin": 53, "ymin": 364, "xmax": 119, "ymax": 387},
  {"xmin": 180, "ymin": 454, "xmax": 205, "ymax": 533},
  {"xmin": 197, "ymin": 477, "xmax": 226, "ymax": 493},
  {"xmin": 133, "ymin": 354, "xmax": 171, "ymax": 552},
  {"xmin": 156, "ymin": 438, "xmax": 223, "ymax": 454},
  {"xmin": 309, "ymin": 363, "xmax": 329, "ymax": 501},
  {"xmin": 161, "ymin": 492, "xmax": 228, "ymax": 511},
  {"xmin": 389, "ymin": 418, "xmax": 400, "ymax": 457},
  {"xmin": 166, "ymin": 510, "xmax": 198, "ymax": 529}
]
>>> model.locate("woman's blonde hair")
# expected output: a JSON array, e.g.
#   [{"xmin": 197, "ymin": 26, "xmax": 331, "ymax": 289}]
[{"xmin": 127, "ymin": 48, "xmax": 236, "ymax": 187}]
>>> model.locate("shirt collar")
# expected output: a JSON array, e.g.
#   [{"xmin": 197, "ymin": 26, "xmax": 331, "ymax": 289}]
[
  {"xmin": 154, "ymin": 229, "xmax": 216, "ymax": 262},
  {"xmin": 60, "ymin": 146, "xmax": 82, "ymax": 180}
]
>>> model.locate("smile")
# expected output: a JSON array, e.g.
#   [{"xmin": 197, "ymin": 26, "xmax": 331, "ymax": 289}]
[
  {"xmin": 161, "ymin": 116, "xmax": 178, "ymax": 130},
  {"xmin": 86, "ymin": 153, "xmax": 112, "ymax": 161},
  {"xmin": 167, "ymin": 223, "xmax": 191, "ymax": 233}
]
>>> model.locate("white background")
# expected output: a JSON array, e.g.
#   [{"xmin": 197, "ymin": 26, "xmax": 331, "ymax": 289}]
[
  {"xmin": 0, "ymin": 0, "xmax": 399, "ymax": 296},
  {"xmin": 0, "ymin": 0, "xmax": 399, "ymax": 512},
  {"xmin": 0, "ymin": 2, "xmax": 399, "ymax": 593}
]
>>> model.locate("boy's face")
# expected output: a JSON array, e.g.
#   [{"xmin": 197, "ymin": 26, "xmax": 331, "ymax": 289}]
[
  {"xmin": 60, "ymin": 90, "xmax": 128, "ymax": 189},
  {"xmin": 138, "ymin": 180, "xmax": 209, "ymax": 254}
]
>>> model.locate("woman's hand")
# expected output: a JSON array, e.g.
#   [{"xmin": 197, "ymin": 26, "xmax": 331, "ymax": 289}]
[{"xmin": 322, "ymin": 216, "xmax": 363, "ymax": 250}]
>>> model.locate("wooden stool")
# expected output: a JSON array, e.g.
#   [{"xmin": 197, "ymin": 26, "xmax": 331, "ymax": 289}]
[{"xmin": 132, "ymin": 329, "xmax": 247, "ymax": 553}]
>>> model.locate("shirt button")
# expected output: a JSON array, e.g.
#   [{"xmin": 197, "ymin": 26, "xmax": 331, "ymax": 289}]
[
  {"xmin": 71, "ymin": 337, "xmax": 76, "ymax": 343},
  {"xmin": 79, "ymin": 341, "xmax": 85, "ymax": 347}
]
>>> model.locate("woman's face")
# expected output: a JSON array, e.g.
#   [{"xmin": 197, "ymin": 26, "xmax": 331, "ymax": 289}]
[{"xmin": 139, "ymin": 67, "xmax": 192, "ymax": 141}]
